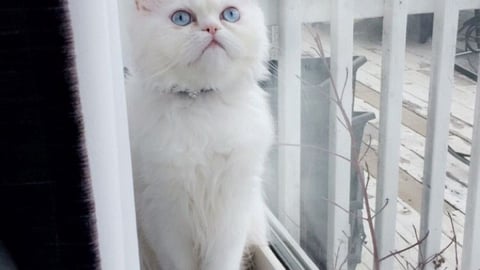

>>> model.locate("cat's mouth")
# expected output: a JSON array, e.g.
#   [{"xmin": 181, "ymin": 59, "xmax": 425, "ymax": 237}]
[
  {"xmin": 189, "ymin": 38, "xmax": 229, "ymax": 65},
  {"xmin": 201, "ymin": 39, "xmax": 225, "ymax": 54}
]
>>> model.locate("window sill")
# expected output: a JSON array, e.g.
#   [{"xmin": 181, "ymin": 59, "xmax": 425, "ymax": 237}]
[{"xmin": 254, "ymin": 245, "xmax": 286, "ymax": 270}]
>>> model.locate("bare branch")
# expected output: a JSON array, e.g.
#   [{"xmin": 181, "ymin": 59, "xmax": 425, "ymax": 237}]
[
  {"xmin": 336, "ymin": 115, "xmax": 349, "ymax": 131},
  {"xmin": 340, "ymin": 68, "xmax": 350, "ymax": 103},
  {"xmin": 370, "ymin": 199, "xmax": 390, "ymax": 220},
  {"xmin": 413, "ymin": 225, "xmax": 425, "ymax": 264},
  {"xmin": 392, "ymin": 253, "xmax": 409, "ymax": 270},
  {"xmin": 338, "ymin": 232, "xmax": 350, "ymax": 270},
  {"xmin": 365, "ymin": 163, "xmax": 371, "ymax": 189},
  {"xmin": 313, "ymin": 32, "xmax": 326, "ymax": 58},
  {"xmin": 275, "ymin": 142, "xmax": 351, "ymax": 162},
  {"xmin": 334, "ymin": 241, "xmax": 342, "ymax": 270},
  {"xmin": 447, "ymin": 212, "xmax": 459, "ymax": 270},
  {"xmin": 310, "ymin": 46, "xmax": 323, "ymax": 57},
  {"xmin": 323, "ymin": 197, "xmax": 354, "ymax": 216},
  {"xmin": 294, "ymin": 74, "xmax": 339, "ymax": 105},
  {"xmin": 419, "ymin": 224, "xmax": 456, "ymax": 270},
  {"xmin": 380, "ymin": 231, "xmax": 430, "ymax": 263},
  {"xmin": 419, "ymin": 213, "xmax": 459, "ymax": 270},
  {"xmin": 359, "ymin": 135, "xmax": 373, "ymax": 164}
]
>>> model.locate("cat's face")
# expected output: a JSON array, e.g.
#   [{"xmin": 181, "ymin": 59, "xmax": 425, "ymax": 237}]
[{"xmin": 131, "ymin": 0, "xmax": 268, "ymax": 90}]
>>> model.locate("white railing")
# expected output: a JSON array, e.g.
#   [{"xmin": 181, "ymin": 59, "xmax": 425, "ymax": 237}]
[
  {"xmin": 261, "ymin": 0, "xmax": 480, "ymax": 269},
  {"xmin": 261, "ymin": 0, "xmax": 480, "ymax": 24}
]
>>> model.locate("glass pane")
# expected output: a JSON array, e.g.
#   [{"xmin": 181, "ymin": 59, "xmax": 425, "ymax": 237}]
[{"xmin": 264, "ymin": 7, "xmax": 477, "ymax": 270}]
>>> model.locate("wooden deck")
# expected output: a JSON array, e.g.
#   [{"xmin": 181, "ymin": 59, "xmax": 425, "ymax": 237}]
[{"xmin": 301, "ymin": 20, "xmax": 475, "ymax": 269}]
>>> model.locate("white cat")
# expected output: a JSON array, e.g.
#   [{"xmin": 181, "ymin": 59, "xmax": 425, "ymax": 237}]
[{"xmin": 125, "ymin": 0, "xmax": 274, "ymax": 269}]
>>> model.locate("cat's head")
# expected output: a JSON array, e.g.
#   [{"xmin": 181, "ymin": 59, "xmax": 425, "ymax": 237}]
[{"xmin": 130, "ymin": 0, "xmax": 269, "ymax": 91}]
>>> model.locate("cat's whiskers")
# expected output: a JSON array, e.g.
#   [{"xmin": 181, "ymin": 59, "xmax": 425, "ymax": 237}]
[
  {"xmin": 145, "ymin": 58, "xmax": 179, "ymax": 85},
  {"xmin": 145, "ymin": 36, "xmax": 206, "ymax": 84},
  {"xmin": 218, "ymin": 39, "xmax": 238, "ymax": 58},
  {"xmin": 143, "ymin": 38, "xmax": 199, "ymax": 85}
]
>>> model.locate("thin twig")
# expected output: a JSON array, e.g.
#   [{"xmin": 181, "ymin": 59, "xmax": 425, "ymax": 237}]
[
  {"xmin": 414, "ymin": 226, "xmax": 425, "ymax": 267},
  {"xmin": 359, "ymin": 135, "xmax": 373, "ymax": 163},
  {"xmin": 380, "ymin": 231, "xmax": 430, "ymax": 263},
  {"xmin": 365, "ymin": 163, "xmax": 371, "ymax": 189},
  {"xmin": 334, "ymin": 241, "xmax": 342, "ymax": 270},
  {"xmin": 392, "ymin": 253, "xmax": 409, "ymax": 270},
  {"xmin": 275, "ymin": 142, "xmax": 351, "ymax": 162},
  {"xmin": 418, "ymin": 213, "xmax": 458, "ymax": 270},
  {"xmin": 340, "ymin": 69, "xmax": 350, "ymax": 103},
  {"xmin": 448, "ymin": 212, "xmax": 459, "ymax": 270},
  {"xmin": 419, "ymin": 229, "xmax": 456, "ymax": 270},
  {"xmin": 310, "ymin": 46, "xmax": 323, "ymax": 57},
  {"xmin": 338, "ymin": 231, "xmax": 350, "ymax": 270},
  {"xmin": 313, "ymin": 32, "xmax": 326, "ymax": 58},
  {"xmin": 338, "ymin": 251, "xmax": 349, "ymax": 270},
  {"xmin": 323, "ymin": 197, "xmax": 354, "ymax": 216},
  {"xmin": 370, "ymin": 199, "xmax": 390, "ymax": 220},
  {"xmin": 357, "ymin": 166, "xmax": 380, "ymax": 222},
  {"xmin": 294, "ymin": 74, "xmax": 340, "ymax": 105},
  {"xmin": 336, "ymin": 115, "xmax": 349, "ymax": 131},
  {"xmin": 347, "ymin": 102, "xmax": 379, "ymax": 270}
]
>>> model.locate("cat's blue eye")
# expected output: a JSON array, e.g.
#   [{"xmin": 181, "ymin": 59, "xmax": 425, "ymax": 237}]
[
  {"xmin": 171, "ymin": 10, "xmax": 192, "ymax": 26},
  {"xmin": 221, "ymin": 7, "xmax": 240, "ymax": 23}
]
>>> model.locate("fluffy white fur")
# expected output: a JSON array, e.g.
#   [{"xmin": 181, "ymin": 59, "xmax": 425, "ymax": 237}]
[{"xmin": 125, "ymin": 0, "xmax": 274, "ymax": 269}]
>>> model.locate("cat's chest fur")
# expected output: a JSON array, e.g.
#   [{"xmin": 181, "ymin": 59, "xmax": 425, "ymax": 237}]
[{"xmin": 127, "ymin": 82, "xmax": 273, "ymax": 207}]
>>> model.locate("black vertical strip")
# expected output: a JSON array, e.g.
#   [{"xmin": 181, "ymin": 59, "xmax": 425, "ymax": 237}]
[{"xmin": 0, "ymin": 1, "xmax": 99, "ymax": 269}]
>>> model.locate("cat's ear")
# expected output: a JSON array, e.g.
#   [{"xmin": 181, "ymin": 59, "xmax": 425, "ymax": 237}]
[{"xmin": 135, "ymin": 0, "xmax": 153, "ymax": 12}]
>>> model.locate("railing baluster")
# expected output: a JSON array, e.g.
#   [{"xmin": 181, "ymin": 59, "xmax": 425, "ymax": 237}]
[
  {"xmin": 419, "ymin": 1, "xmax": 459, "ymax": 269},
  {"xmin": 461, "ymin": 59, "xmax": 480, "ymax": 270},
  {"xmin": 375, "ymin": 0, "xmax": 408, "ymax": 269},
  {"xmin": 277, "ymin": 0, "xmax": 302, "ymax": 242},
  {"xmin": 328, "ymin": 0, "xmax": 354, "ymax": 268}
]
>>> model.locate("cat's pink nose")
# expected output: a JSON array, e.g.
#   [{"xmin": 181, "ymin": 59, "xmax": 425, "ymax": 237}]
[{"xmin": 203, "ymin": 25, "xmax": 219, "ymax": 35}]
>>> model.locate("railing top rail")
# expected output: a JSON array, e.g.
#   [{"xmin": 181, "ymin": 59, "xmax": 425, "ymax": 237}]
[{"xmin": 260, "ymin": 0, "xmax": 480, "ymax": 24}]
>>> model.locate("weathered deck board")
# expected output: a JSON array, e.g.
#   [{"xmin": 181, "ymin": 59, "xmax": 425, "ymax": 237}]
[
  {"xmin": 356, "ymin": 84, "xmax": 470, "ymax": 202},
  {"xmin": 358, "ymin": 65, "xmax": 475, "ymax": 143},
  {"xmin": 304, "ymin": 23, "xmax": 475, "ymax": 145},
  {"xmin": 355, "ymin": 98, "xmax": 467, "ymax": 240}
]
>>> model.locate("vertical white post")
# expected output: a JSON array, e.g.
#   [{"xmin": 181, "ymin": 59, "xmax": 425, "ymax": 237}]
[
  {"xmin": 68, "ymin": 1, "xmax": 140, "ymax": 270},
  {"xmin": 117, "ymin": 0, "xmax": 136, "ymax": 70},
  {"xmin": 277, "ymin": 0, "xmax": 302, "ymax": 241},
  {"xmin": 375, "ymin": 0, "xmax": 408, "ymax": 269},
  {"xmin": 328, "ymin": 0, "xmax": 353, "ymax": 268},
  {"xmin": 419, "ymin": 1, "xmax": 458, "ymax": 269},
  {"xmin": 461, "ymin": 58, "xmax": 480, "ymax": 270}
]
